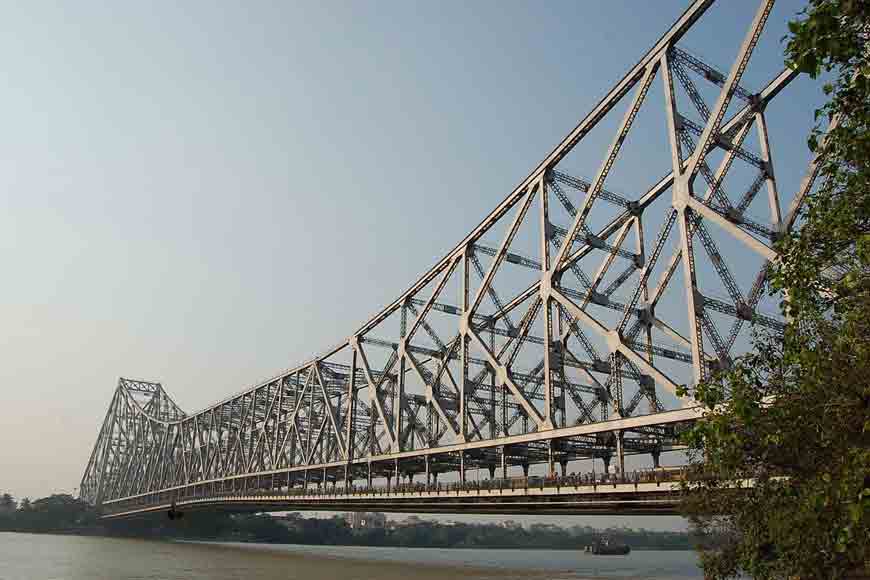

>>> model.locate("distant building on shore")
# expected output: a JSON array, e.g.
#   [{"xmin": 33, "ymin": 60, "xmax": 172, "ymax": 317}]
[
  {"xmin": 389, "ymin": 515, "xmax": 428, "ymax": 530},
  {"xmin": 346, "ymin": 512, "xmax": 386, "ymax": 530}
]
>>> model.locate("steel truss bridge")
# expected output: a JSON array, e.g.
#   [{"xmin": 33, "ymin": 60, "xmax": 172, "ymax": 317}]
[{"xmin": 82, "ymin": 0, "xmax": 825, "ymax": 519}]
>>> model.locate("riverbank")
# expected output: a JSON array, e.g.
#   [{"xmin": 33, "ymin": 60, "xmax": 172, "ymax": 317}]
[
  {"xmin": 179, "ymin": 536, "xmax": 696, "ymax": 551},
  {"xmin": 6, "ymin": 526, "xmax": 697, "ymax": 551}
]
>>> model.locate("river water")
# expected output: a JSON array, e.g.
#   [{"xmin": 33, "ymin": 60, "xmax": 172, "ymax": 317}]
[{"xmin": 0, "ymin": 532, "xmax": 703, "ymax": 579}]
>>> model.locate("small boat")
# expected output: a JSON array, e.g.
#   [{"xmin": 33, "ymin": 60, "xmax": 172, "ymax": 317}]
[{"xmin": 585, "ymin": 537, "xmax": 631, "ymax": 555}]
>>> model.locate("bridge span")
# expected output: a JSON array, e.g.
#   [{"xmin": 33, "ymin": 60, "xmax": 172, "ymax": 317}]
[{"xmin": 81, "ymin": 0, "xmax": 818, "ymax": 519}]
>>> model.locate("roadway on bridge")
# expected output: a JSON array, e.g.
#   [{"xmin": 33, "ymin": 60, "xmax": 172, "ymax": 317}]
[{"xmin": 101, "ymin": 469, "xmax": 685, "ymax": 519}]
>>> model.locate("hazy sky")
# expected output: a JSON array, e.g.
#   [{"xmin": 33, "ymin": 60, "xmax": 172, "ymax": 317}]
[{"xmin": 1, "ymin": 0, "xmax": 821, "ymax": 531}]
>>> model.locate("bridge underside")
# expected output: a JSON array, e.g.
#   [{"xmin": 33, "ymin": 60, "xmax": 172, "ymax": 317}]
[
  {"xmin": 101, "ymin": 479, "xmax": 683, "ymax": 519},
  {"xmin": 82, "ymin": 0, "xmax": 819, "ymax": 520}
]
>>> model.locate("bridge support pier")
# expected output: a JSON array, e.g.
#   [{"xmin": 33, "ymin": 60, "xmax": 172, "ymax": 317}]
[
  {"xmin": 615, "ymin": 430, "xmax": 625, "ymax": 476},
  {"xmin": 500, "ymin": 446, "xmax": 508, "ymax": 479},
  {"xmin": 488, "ymin": 465, "xmax": 495, "ymax": 479},
  {"xmin": 548, "ymin": 440, "xmax": 556, "ymax": 477},
  {"xmin": 522, "ymin": 463, "xmax": 529, "ymax": 477},
  {"xmin": 651, "ymin": 449, "xmax": 661, "ymax": 469},
  {"xmin": 425, "ymin": 455, "xmax": 431, "ymax": 485},
  {"xmin": 560, "ymin": 460, "xmax": 568, "ymax": 477},
  {"xmin": 459, "ymin": 451, "xmax": 466, "ymax": 484}
]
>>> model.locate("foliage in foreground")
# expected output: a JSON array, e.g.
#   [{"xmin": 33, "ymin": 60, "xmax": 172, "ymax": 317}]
[{"xmin": 680, "ymin": 1, "xmax": 869, "ymax": 578}]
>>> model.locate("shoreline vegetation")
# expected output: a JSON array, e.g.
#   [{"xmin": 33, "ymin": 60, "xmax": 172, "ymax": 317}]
[{"xmin": 0, "ymin": 493, "xmax": 694, "ymax": 551}]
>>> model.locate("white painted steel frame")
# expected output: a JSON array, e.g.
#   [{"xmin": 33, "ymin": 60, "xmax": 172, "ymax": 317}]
[{"xmin": 81, "ymin": 0, "xmax": 819, "ymax": 513}]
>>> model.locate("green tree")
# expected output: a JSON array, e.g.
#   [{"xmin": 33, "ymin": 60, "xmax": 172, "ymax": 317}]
[
  {"xmin": 0, "ymin": 493, "xmax": 15, "ymax": 512},
  {"xmin": 680, "ymin": 1, "xmax": 870, "ymax": 579}
]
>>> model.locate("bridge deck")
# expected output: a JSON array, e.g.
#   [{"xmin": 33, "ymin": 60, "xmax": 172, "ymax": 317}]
[{"xmin": 101, "ymin": 472, "xmax": 684, "ymax": 518}]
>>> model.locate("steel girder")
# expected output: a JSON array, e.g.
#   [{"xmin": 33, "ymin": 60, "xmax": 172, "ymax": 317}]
[{"xmin": 81, "ymin": 0, "xmax": 821, "ymax": 511}]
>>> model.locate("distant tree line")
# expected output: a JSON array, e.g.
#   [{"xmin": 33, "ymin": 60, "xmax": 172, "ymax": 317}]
[
  {"xmin": 0, "ymin": 494, "xmax": 99, "ymax": 533},
  {"xmin": 108, "ymin": 510, "xmax": 695, "ymax": 550},
  {"xmin": 0, "ymin": 491, "xmax": 693, "ymax": 550}
]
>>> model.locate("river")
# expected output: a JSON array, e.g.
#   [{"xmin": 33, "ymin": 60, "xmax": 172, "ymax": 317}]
[{"xmin": 0, "ymin": 532, "xmax": 703, "ymax": 579}]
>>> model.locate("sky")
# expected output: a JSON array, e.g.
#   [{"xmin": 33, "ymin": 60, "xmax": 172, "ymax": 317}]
[{"xmin": 0, "ymin": 0, "xmax": 823, "ymax": 531}]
